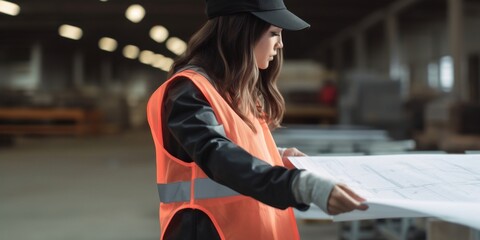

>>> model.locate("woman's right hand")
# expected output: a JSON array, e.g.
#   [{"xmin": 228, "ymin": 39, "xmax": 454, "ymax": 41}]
[{"xmin": 327, "ymin": 184, "xmax": 369, "ymax": 215}]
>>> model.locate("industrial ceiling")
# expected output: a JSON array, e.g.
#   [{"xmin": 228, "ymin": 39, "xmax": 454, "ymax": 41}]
[{"xmin": 0, "ymin": 0, "xmax": 457, "ymax": 62}]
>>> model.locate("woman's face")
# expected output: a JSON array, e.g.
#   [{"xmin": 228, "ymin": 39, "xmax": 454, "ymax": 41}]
[{"xmin": 254, "ymin": 25, "xmax": 283, "ymax": 69}]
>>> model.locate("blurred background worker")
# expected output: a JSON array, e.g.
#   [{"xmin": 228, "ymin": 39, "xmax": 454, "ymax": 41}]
[{"xmin": 318, "ymin": 79, "xmax": 338, "ymax": 107}]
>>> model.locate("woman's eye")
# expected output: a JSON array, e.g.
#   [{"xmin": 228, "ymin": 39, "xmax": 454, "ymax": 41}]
[{"xmin": 271, "ymin": 32, "xmax": 280, "ymax": 37}]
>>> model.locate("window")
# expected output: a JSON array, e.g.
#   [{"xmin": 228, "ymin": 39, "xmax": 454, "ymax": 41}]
[
  {"xmin": 439, "ymin": 56, "xmax": 453, "ymax": 92},
  {"xmin": 428, "ymin": 62, "xmax": 439, "ymax": 88},
  {"xmin": 427, "ymin": 56, "xmax": 454, "ymax": 92}
]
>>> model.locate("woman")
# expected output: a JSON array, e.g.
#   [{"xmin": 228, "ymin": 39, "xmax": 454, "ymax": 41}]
[{"xmin": 147, "ymin": 0, "xmax": 368, "ymax": 239}]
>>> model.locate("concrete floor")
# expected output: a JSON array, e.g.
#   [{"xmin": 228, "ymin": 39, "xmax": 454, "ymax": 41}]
[{"xmin": 0, "ymin": 129, "xmax": 339, "ymax": 240}]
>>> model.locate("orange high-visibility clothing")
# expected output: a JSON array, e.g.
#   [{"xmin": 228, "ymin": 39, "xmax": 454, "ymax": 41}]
[{"xmin": 147, "ymin": 69, "xmax": 299, "ymax": 240}]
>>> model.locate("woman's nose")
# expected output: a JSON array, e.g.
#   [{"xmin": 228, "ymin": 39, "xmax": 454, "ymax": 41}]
[{"xmin": 276, "ymin": 35, "xmax": 283, "ymax": 49}]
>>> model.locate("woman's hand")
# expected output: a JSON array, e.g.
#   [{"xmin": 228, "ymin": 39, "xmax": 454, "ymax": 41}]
[
  {"xmin": 280, "ymin": 147, "xmax": 306, "ymax": 169},
  {"xmin": 327, "ymin": 184, "xmax": 369, "ymax": 215}
]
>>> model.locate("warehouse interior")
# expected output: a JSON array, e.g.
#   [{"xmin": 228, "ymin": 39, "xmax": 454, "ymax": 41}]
[{"xmin": 1, "ymin": 0, "xmax": 480, "ymax": 239}]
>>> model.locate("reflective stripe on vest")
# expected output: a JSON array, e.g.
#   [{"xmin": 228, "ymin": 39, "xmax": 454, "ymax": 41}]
[{"xmin": 157, "ymin": 178, "xmax": 241, "ymax": 203}]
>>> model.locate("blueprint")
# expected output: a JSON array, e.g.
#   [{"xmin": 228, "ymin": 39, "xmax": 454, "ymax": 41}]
[{"xmin": 289, "ymin": 154, "xmax": 480, "ymax": 230}]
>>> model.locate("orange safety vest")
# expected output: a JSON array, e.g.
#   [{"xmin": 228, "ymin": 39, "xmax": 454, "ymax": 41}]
[{"xmin": 147, "ymin": 69, "xmax": 300, "ymax": 240}]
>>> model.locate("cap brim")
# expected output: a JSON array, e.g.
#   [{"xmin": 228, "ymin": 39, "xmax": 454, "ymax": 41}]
[{"xmin": 251, "ymin": 9, "xmax": 310, "ymax": 31}]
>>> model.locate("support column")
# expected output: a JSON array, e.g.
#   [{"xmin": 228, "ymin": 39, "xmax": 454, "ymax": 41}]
[
  {"xmin": 72, "ymin": 50, "xmax": 85, "ymax": 89},
  {"xmin": 100, "ymin": 58, "xmax": 113, "ymax": 88},
  {"xmin": 448, "ymin": 0, "xmax": 466, "ymax": 100},
  {"xmin": 386, "ymin": 14, "xmax": 401, "ymax": 81},
  {"xmin": 354, "ymin": 33, "xmax": 367, "ymax": 71},
  {"xmin": 333, "ymin": 42, "xmax": 344, "ymax": 74},
  {"xmin": 30, "ymin": 42, "xmax": 42, "ymax": 91},
  {"xmin": 332, "ymin": 42, "xmax": 346, "ymax": 94},
  {"xmin": 385, "ymin": 13, "xmax": 409, "ymax": 97}
]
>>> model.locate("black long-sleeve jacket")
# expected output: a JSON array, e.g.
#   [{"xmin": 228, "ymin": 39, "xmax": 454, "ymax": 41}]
[{"xmin": 160, "ymin": 76, "xmax": 308, "ymax": 239}]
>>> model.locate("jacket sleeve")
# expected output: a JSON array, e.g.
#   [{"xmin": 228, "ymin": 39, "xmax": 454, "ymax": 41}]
[{"xmin": 162, "ymin": 77, "xmax": 308, "ymax": 210}]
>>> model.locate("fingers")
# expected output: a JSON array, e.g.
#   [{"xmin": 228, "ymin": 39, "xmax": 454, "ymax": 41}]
[
  {"xmin": 327, "ymin": 186, "xmax": 358, "ymax": 214},
  {"xmin": 328, "ymin": 206, "xmax": 344, "ymax": 215},
  {"xmin": 282, "ymin": 157, "xmax": 296, "ymax": 169},
  {"xmin": 338, "ymin": 185, "xmax": 369, "ymax": 211},
  {"xmin": 338, "ymin": 184, "xmax": 367, "ymax": 202},
  {"xmin": 282, "ymin": 148, "xmax": 307, "ymax": 169},
  {"xmin": 284, "ymin": 148, "xmax": 306, "ymax": 157},
  {"xmin": 327, "ymin": 184, "xmax": 369, "ymax": 215}
]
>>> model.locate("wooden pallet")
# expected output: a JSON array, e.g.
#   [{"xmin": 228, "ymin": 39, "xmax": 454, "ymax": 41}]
[{"xmin": 0, "ymin": 107, "xmax": 102, "ymax": 136}]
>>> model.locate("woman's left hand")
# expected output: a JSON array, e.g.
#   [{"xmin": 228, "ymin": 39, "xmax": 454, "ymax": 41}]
[{"xmin": 281, "ymin": 147, "xmax": 306, "ymax": 169}]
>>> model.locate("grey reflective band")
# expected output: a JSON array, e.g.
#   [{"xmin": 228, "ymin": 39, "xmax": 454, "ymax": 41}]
[
  {"xmin": 157, "ymin": 181, "xmax": 191, "ymax": 203},
  {"xmin": 157, "ymin": 178, "xmax": 240, "ymax": 203},
  {"xmin": 194, "ymin": 178, "xmax": 239, "ymax": 200}
]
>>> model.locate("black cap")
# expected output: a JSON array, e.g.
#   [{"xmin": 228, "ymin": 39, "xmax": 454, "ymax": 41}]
[{"xmin": 205, "ymin": 0, "xmax": 310, "ymax": 31}]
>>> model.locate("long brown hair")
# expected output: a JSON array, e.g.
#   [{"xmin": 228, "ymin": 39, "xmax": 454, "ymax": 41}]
[{"xmin": 169, "ymin": 13, "xmax": 285, "ymax": 131}]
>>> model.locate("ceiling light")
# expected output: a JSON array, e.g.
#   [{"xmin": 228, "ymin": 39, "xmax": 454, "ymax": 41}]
[
  {"xmin": 58, "ymin": 24, "xmax": 83, "ymax": 40},
  {"xmin": 166, "ymin": 37, "xmax": 187, "ymax": 55},
  {"xmin": 152, "ymin": 56, "xmax": 174, "ymax": 72},
  {"xmin": 139, "ymin": 50, "xmax": 155, "ymax": 64},
  {"xmin": 98, "ymin": 37, "xmax": 117, "ymax": 52},
  {"xmin": 159, "ymin": 58, "xmax": 174, "ymax": 72},
  {"xmin": 152, "ymin": 54, "xmax": 166, "ymax": 68},
  {"xmin": 150, "ymin": 25, "xmax": 169, "ymax": 43},
  {"xmin": 123, "ymin": 45, "xmax": 140, "ymax": 59},
  {"xmin": 125, "ymin": 4, "xmax": 145, "ymax": 23},
  {"xmin": 0, "ymin": 0, "xmax": 20, "ymax": 16},
  {"xmin": 153, "ymin": 54, "xmax": 165, "ymax": 63}
]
